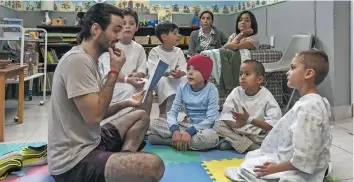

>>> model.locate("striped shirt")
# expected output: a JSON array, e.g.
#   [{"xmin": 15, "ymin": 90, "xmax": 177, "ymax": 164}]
[{"xmin": 198, "ymin": 28, "xmax": 216, "ymax": 51}]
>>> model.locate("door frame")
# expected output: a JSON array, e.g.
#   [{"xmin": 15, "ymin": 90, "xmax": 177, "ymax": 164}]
[{"xmin": 351, "ymin": 0, "xmax": 354, "ymax": 106}]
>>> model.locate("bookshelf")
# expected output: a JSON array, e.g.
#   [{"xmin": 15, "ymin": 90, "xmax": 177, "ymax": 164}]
[{"xmin": 36, "ymin": 25, "xmax": 198, "ymax": 92}]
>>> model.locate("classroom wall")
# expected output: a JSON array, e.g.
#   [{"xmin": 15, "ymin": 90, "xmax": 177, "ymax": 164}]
[{"xmin": 0, "ymin": 6, "xmax": 16, "ymax": 19}]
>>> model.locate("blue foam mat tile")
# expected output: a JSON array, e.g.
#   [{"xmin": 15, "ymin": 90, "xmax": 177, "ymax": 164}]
[
  {"xmin": 143, "ymin": 141, "xmax": 171, "ymax": 150},
  {"xmin": 160, "ymin": 162, "xmax": 212, "ymax": 182},
  {"xmin": 197, "ymin": 149, "xmax": 245, "ymax": 161},
  {"xmin": 0, "ymin": 142, "xmax": 47, "ymax": 156}
]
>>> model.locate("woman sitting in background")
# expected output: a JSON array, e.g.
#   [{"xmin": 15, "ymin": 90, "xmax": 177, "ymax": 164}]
[
  {"xmin": 200, "ymin": 10, "xmax": 261, "ymax": 101},
  {"xmin": 188, "ymin": 11, "xmax": 228, "ymax": 56},
  {"xmin": 224, "ymin": 10, "xmax": 260, "ymax": 50}
]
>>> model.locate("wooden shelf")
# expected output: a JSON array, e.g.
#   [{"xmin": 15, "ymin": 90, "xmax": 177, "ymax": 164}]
[
  {"xmin": 39, "ymin": 43, "xmax": 76, "ymax": 47},
  {"xmin": 37, "ymin": 25, "xmax": 82, "ymax": 32}
]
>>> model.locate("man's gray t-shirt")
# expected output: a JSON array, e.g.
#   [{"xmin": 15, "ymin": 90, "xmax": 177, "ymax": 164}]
[{"xmin": 48, "ymin": 46, "xmax": 104, "ymax": 175}]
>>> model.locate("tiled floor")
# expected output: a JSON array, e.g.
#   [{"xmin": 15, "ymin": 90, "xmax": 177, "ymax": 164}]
[{"xmin": 3, "ymin": 96, "xmax": 354, "ymax": 181}]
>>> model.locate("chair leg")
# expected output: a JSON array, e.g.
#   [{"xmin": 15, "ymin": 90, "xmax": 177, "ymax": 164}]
[{"xmin": 285, "ymin": 89, "xmax": 296, "ymax": 112}]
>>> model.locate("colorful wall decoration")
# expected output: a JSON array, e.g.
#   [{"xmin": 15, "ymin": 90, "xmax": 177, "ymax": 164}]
[{"xmin": 0, "ymin": 0, "xmax": 286, "ymax": 15}]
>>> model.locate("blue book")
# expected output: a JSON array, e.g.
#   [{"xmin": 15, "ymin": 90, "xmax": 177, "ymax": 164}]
[{"xmin": 142, "ymin": 59, "xmax": 169, "ymax": 103}]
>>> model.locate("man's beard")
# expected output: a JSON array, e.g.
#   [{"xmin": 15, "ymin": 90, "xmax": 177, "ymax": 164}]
[{"xmin": 96, "ymin": 33, "xmax": 109, "ymax": 55}]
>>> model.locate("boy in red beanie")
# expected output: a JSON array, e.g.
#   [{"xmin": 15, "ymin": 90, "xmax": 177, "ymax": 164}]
[{"xmin": 148, "ymin": 54, "xmax": 220, "ymax": 151}]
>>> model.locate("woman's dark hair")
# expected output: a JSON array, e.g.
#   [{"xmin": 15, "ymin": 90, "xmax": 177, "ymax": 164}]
[
  {"xmin": 78, "ymin": 3, "xmax": 123, "ymax": 42},
  {"xmin": 199, "ymin": 10, "xmax": 214, "ymax": 21},
  {"xmin": 235, "ymin": 10, "xmax": 258, "ymax": 36}
]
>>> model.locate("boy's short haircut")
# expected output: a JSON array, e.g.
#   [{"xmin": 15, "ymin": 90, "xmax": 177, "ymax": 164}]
[
  {"xmin": 243, "ymin": 59, "xmax": 265, "ymax": 77},
  {"xmin": 297, "ymin": 49, "xmax": 329, "ymax": 85},
  {"xmin": 123, "ymin": 8, "xmax": 139, "ymax": 25},
  {"xmin": 155, "ymin": 22, "xmax": 179, "ymax": 43}
]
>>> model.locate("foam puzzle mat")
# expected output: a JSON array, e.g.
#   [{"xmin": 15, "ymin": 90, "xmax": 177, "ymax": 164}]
[{"xmin": 1, "ymin": 142, "xmax": 245, "ymax": 182}]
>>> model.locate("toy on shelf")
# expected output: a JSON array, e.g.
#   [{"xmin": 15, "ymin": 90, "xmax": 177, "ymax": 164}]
[
  {"xmin": 139, "ymin": 19, "xmax": 148, "ymax": 27},
  {"xmin": 147, "ymin": 20, "xmax": 158, "ymax": 27},
  {"xmin": 158, "ymin": 9, "xmax": 172, "ymax": 23},
  {"xmin": 191, "ymin": 11, "xmax": 200, "ymax": 28}
]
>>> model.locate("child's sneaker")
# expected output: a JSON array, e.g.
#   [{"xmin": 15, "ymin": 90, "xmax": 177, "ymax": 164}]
[
  {"xmin": 217, "ymin": 140, "xmax": 233, "ymax": 151},
  {"xmin": 0, "ymin": 152, "xmax": 23, "ymax": 180},
  {"xmin": 20, "ymin": 145, "xmax": 47, "ymax": 167}
]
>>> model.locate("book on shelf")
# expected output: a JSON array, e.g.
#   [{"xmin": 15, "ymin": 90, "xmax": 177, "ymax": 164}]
[{"xmin": 40, "ymin": 47, "xmax": 59, "ymax": 64}]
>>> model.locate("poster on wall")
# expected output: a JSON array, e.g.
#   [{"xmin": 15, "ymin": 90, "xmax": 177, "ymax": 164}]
[
  {"xmin": 149, "ymin": 1, "xmax": 236, "ymax": 15},
  {"xmin": 53, "ymin": 1, "xmax": 92, "ymax": 12},
  {"xmin": 157, "ymin": 9, "xmax": 172, "ymax": 23},
  {"xmin": 113, "ymin": 0, "xmax": 150, "ymax": 14}
]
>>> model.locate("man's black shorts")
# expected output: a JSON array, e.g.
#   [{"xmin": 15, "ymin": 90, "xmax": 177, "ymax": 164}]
[{"xmin": 51, "ymin": 122, "xmax": 123, "ymax": 182}]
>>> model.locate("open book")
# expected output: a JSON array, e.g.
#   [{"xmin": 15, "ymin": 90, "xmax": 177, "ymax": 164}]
[{"xmin": 142, "ymin": 58, "xmax": 169, "ymax": 103}]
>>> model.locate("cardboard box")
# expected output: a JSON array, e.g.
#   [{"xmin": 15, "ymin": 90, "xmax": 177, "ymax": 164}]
[
  {"xmin": 150, "ymin": 36, "xmax": 161, "ymax": 45},
  {"xmin": 134, "ymin": 36, "xmax": 150, "ymax": 44},
  {"xmin": 51, "ymin": 18, "xmax": 65, "ymax": 26}
]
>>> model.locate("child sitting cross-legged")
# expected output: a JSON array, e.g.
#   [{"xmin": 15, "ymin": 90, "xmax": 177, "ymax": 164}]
[
  {"xmin": 148, "ymin": 55, "xmax": 219, "ymax": 151},
  {"xmin": 225, "ymin": 49, "xmax": 332, "ymax": 182},
  {"xmin": 99, "ymin": 8, "xmax": 147, "ymax": 107},
  {"xmin": 147, "ymin": 22, "xmax": 188, "ymax": 118},
  {"xmin": 214, "ymin": 60, "xmax": 282, "ymax": 154}
]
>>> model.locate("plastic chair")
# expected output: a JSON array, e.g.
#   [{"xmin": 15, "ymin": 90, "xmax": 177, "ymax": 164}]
[{"xmin": 263, "ymin": 34, "xmax": 314, "ymax": 112}]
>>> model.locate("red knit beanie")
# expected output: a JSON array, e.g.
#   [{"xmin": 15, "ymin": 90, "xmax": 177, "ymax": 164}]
[{"xmin": 187, "ymin": 54, "xmax": 213, "ymax": 81}]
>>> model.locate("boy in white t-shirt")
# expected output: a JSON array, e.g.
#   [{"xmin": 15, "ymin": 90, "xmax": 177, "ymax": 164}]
[
  {"xmin": 214, "ymin": 60, "xmax": 282, "ymax": 154},
  {"xmin": 99, "ymin": 8, "xmax": 147, "ymax": 114},
  {"xmin": 147, "ymin": 22, "xmax": 187, "ymax": 117}
]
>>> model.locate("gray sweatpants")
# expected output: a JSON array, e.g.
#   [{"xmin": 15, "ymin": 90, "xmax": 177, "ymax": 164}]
[{"xmin": 149, "ymin": 117, "xmax": 219, "ymax": 151}]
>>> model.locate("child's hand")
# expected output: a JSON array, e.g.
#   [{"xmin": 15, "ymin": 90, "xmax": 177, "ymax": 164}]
[
  {"xmin": 172, "ymin": 130, "xmax": 182, "ymax": 149},
  {"xmin": 128, "ymin": 77, "xmax": 145, "ymax": 88},
  {"xmin": 128, "ymin": 72, "xmax": 141, "ymax": 78},
  {"xmin": 179, "ymin": 132, "xmax": 192, "ymax": 151},
  {"xmin": 170, "ymin": 70, "xmax": 183, "ymax": 79},
  {"xmin": 231, "ymin": 107, "xmax": 250, "ymax": 122},
  {"xmin": 254, "ymin": 162, "xmax": 280, "ymax": 177},
  {"xmin": 164, "ymin": 72, "xmax": 170, "ymax": 77}
]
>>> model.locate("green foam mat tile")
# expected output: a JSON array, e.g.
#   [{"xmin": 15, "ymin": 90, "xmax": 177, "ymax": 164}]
[{"xmin": 144, "ymin": 148, "xmax": 200, "ymax": 164}]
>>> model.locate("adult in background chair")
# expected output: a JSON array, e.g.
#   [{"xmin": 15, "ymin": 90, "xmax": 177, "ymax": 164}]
[
  {"xmin": 224, "ymin": 10, "xmax": 260, "ymax": 50},
  {"xmin": 187, "ymin": 11, "xmax": 228, "ymax": 56}
]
